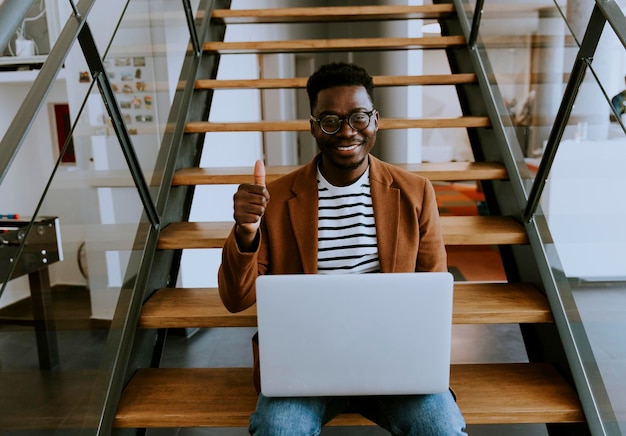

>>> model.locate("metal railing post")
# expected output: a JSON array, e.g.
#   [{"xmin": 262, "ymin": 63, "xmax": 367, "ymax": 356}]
[
  {"xmin": 468, "ymin": 0, "xmax": 484, "ymax": 47},
  {"xmin": 182, "ymin": 0, "xmax": 201, "ymax": 57}
]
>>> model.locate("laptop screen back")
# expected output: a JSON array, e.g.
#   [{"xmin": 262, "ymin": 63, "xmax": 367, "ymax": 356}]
[{"xmin": 255, "ymin": 272, "xmax": 454, "ymax": 397}]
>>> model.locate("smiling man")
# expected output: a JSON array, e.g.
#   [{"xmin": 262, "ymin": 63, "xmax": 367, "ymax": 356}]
[
  {"xmin": 218, "ymin": 62, "xmax": 467, "ymax": 435},
  {"xmin": 308, "ymin": 66, "xmax": 378, "ymax": 186}
]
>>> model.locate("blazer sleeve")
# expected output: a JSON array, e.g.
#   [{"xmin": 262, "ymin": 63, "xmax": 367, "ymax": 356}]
[{"xmin": 218, "ymin": 223, "xmax": 267, "ymax": 313}]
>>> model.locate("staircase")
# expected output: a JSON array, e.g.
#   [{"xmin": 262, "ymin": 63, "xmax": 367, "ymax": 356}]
[{"xmin": 113, "ymin": 3, "xmax": 589, "ymax": 433}]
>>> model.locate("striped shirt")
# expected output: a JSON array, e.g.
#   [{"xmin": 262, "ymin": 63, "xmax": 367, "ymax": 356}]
[{"xmin": 317, "ymin": 166, "xmax": 380, "ymax": 274}]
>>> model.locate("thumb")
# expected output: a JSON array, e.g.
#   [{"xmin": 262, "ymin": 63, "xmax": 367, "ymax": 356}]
[{"xmin": 254, "ymin": 159, "xmax": 266, "ymax": 186}]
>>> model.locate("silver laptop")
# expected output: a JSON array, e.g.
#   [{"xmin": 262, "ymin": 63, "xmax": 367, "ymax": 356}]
[{"xmin": 255, "ymin": 272, "xmax": 454, "ymax": 397}]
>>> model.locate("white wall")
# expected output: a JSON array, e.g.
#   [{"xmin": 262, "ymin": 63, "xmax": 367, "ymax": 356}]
[
  {"xmin": 0, "ymin": 77, "xmax": 69, "ymax": 305},
  {"xmin": 543, "ymin": 139, "xmax": 626, "ymax": 280}
]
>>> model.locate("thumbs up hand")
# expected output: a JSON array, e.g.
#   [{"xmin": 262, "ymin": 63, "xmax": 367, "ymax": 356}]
[
  {"xmin": 233, "ymin": 160, "xmax": 270, "ymax": 251},
  {"xmin": 253, "ymin": 159, "xmax": 265, "ymax": 187}
]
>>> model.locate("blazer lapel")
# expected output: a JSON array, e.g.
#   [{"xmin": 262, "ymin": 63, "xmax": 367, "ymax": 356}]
[
  {"xmin": 369, "ymin": 157, "xmax": 400, "ymax": 273},
  {"xmin": 288, "ymin": 161, "xmax": 319, "ymax": 273}
]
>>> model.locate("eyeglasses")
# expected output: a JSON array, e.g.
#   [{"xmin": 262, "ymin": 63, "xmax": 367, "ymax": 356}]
[{"xmin": 310, "ymin": 110, "xmax": 376, "ymax": 135}]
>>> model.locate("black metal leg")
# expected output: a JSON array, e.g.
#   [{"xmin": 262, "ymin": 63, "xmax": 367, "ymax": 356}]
[{"xmin": 28, "ymin": 267, "xmax": 60, "ymax": 370}]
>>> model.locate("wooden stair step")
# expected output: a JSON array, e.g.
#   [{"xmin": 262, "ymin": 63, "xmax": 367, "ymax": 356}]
[
  {"xmin": 138, "ymin": 282, "xmax": 553, "ymax": 329},
  {"xmin": 114, "ymin": 364, "xmax": 584, "ymax": 428},
  {"xmin": 202, "ymin": 36, "xmax": 466, "ymax": 54},
  {"xmin": 156, "ymin": 216, "xmax": 528, "ymax": 250},
  {"xmin": 195, "ymin": 73, "xmax": 477, "ymax": 90},
  {"xmin": 442, "ymin": 216, "xmax": 528, "ymax": 245},
  {"xmin": 211, "ymin": 5, "xmax": 455, "ymax": 24},
  {"xmin": 172, "ymin": 162, "xmax": 507, "ymax": 186},
  {"xmin": 184, "ymin": 116, "xmax": 490, "ymax": 133}
]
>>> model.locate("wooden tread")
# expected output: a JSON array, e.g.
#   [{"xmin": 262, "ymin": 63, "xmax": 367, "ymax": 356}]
[
  {"xmin": 172, "ymin": 161, "xmax": 507, "ymax": 186},
  {"xmin": 114, "ymin": 364, "xmax": 584, "ymax": 428},
  {"xmin": 138, "ymin": 282, "xmax": 552, "ymax": 329},
  {"xmin": 195, "ymin": 73, "xmax": 477, "ymax": 90},
  {"xmin": 156, "ymin": 216, "xmax": 528, "ymax": 250},
  {"xmin": 184, "ymin": 116, "xmax": 490, "ymax": 133},
  {"xmin": 211, "ymin": 5, "xmax": 455, "ymax": 24},
  {"xmin": 202, "ymin": 36, "xmax": 466, "ymax": 54}
]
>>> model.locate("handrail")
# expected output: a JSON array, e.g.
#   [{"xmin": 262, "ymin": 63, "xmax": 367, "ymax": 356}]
[
  {"xmin": 0, "ymin": 0, "xmax": 95, "ymax": 185},
  {"xmin": 597, "ymin": 0, "xmax": 626, "ymax": 48}
]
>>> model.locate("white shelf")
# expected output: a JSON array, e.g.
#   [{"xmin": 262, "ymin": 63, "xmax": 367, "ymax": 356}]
[
  {"xmin": 0, "ymin": 56, "xmax": 68, "ymax": 84},
  {"xmin": 0, "ymin": 54, "xmax": 47, "ymax": 66}
]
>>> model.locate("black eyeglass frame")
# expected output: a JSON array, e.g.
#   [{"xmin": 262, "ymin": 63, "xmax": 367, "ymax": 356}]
[{"xmin": 310, "ymin": 109, "xmax": 377, "ymax": 135}]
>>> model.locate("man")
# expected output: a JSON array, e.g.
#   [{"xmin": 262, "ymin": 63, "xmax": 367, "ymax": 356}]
[{"xmin": 218, "ymin": 62, "xmax": 466, "ymax": 435}]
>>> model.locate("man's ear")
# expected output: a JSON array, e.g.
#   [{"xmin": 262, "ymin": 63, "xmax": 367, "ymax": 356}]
[
  {"xmin": 373, "ymin": 110, "xmax": 380, "ymax": 131},
  {"xmin": 310, "ymin": 118, "xmax": 316, "ymax": 136}
]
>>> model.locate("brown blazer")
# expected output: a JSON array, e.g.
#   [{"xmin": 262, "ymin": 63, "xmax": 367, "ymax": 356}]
[{"xmin": 217, "ymin": 154, "xmax": 447, "ymax": 391}]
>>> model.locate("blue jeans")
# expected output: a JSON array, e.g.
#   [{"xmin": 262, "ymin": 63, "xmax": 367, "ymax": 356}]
[{"xmin": 249, "ymin": 391, "xmax": 467, "ymax": 435}]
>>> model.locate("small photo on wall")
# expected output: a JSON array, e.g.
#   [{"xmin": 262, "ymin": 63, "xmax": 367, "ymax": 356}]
[
  {"xmin": 115, "ymin": 57, "xmax": 131, "ymax": 67},
  {"xmin": 121, "ymin": 71, "xmax": 134, "ymax": 81}
]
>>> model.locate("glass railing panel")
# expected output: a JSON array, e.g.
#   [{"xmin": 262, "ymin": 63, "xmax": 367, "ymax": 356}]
[
  {"xmin": 539, "ymin": 77, "xmax": 626, "ymax": 434},
  {"xmin": 86, "ymin": 0, "xmax": 194, "ymax": 205},
  {"xmin": 534, "ymin": 18, "xmax": 626, "ymax": 433},
  {"xmin": 0, "ymin": 111, "xmax": 148, "ymax": 434},
  {"xmin": 465, "ymin": 1, "xmax": 583, "ymax": 192},
  {"xmin": 1, "ymin": 0, "xmax": 199, "ymax": 432},
  {"xmin": 469, "ymin": 0, "xmax": 626, "ymax": 186}
]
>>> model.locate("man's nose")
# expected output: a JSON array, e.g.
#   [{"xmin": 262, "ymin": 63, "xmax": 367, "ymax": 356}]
[{"xmin": 335, "ymin": 119, "xmax": 357, "ymax": 136}]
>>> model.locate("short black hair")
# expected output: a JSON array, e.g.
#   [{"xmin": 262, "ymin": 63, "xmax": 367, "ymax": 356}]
[{"xmin": 306, "ymin": 62, "xmax": 375, "ymax": 112}]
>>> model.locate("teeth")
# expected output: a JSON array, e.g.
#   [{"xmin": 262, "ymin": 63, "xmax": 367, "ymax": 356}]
[{"xmin": 337, "ymin": 144, "xmax": 358, "ymax": 151}]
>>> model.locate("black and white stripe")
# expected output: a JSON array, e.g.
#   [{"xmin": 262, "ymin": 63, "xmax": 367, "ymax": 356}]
[{"xmin": 317, "ymin": 167, "xmax": 380, "ymax": 274}]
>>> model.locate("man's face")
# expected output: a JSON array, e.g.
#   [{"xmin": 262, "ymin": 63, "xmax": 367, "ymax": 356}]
[{"xmin": 310, "ymin": 85, "xmax": 379, "ymax": 186}]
